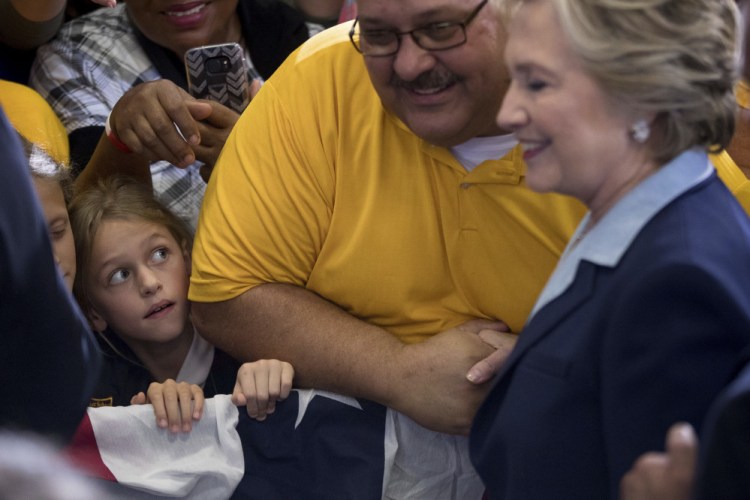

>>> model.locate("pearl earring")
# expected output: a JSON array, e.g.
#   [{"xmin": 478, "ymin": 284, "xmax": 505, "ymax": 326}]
[{"xmin": 630, "ymin": 119, "xmax": 650, "ymax": 143}]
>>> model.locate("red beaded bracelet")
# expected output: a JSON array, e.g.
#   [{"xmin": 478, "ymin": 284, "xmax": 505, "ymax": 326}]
[{"xmin": 105, "ymin": 112, "xmax": 132, "ymax": 154}]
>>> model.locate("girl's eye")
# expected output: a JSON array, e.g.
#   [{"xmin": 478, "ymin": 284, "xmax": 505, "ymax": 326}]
[
  {"xmin": 152, "ymin": 247, "xmax": 169, "ymax": 263},
  {"xmin": 49, "ymin": 223, "xmax": 68, "ymax": 241},
  {"xmin": 109, "ymin": 269, "xmax": 130, "ymax": 285},
  {"xmin": 49, "ymin": 227, "xmax": 67, "ymax": 240}
]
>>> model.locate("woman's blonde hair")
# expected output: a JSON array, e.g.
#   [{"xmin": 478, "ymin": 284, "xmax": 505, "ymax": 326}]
[
  {"xmin": 68, "ymin": 175, "xmax": 192, "ymax": 313},
  {"xmin": 496, "ymin": 0, "xmax": 741, "ymax": 163}
]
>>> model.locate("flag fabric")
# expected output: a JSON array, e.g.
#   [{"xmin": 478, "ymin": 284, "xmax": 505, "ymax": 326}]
[
  {"xmin": 67, "ymin": 394, "xmax": 244, "ymax": 498},
  {"xmin": 66, "ymin": 391, "xmax": 484, "ymax": 499}
]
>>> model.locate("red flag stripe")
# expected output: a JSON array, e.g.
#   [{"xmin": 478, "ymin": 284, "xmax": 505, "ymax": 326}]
[{"xmin": 64, "ymin": 414, "xmax": 117, "ymax": 482}]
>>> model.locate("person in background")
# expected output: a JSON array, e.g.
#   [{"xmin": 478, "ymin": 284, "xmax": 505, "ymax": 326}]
[
  {"xmin": 0, "ymin": 106, "xmax": 100, "ymax": 444},
  {"xmin": 469, "ymin": 1, "xmax": 750, "ymax": 499},
  {"xmin": 0, "ymin": 0, "xmax": 114, "ymax": 83},
  {"xmin": 290, "ymin": 0, "xmax": 346, "ymax": 34},
  {"xmin": 20, "ymin": 137, "xmax": 76, "ymax": 292},
  {"xmin": 65, "ymin": 0, "xmax": 114, "ymax": 19},
  {"xmin": 30, "ymin": 0, "xmax": 314, "ymax": 231}
]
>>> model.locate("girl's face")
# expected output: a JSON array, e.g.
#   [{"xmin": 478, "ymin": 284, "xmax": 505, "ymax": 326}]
[
  {"xmin": 85, "ymin": 217, "xmax": 192, "ymax": 348},
  {"xmin": 33, "ymin": 177, "xmax": 76, "ymax": 292}
]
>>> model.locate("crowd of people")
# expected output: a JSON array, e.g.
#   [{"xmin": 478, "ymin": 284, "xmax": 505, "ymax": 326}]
[{"xmin": 3, "ymin": 0, "xmax": 750, "ymax": 498}]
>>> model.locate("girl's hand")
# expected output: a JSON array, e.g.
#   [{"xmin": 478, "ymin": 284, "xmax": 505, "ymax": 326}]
[
  {"xmin": 232, "ymin": 360, "xmax": 294, "ymax": 420},
  {"xmin": 131, "ymin": 380, "xmax": 205, "ymax": 433}
]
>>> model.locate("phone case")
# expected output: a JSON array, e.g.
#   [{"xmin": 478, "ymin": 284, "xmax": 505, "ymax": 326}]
[{"xmin": 184, "ymin": 42, "xmax": 250, "ymax": 114}]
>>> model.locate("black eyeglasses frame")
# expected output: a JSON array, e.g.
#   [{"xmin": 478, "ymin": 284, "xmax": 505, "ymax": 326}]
[{"xmin": 348, "ymin": 0, "xmax": 490, "ymax": 57}]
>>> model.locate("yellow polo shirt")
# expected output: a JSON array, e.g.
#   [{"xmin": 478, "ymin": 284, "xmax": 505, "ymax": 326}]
[{"xmin": 190, "ymin": 24, "xmax": 586, "ymax": 343}]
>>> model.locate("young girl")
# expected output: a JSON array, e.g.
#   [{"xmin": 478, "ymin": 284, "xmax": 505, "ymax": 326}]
[
  {"xmin": 20, "ymin": 136, "xmax": 76, "ymax": 293},
  {"xmin": 69, "ymin": 175, "xmax": 294, "ymax": 432}
]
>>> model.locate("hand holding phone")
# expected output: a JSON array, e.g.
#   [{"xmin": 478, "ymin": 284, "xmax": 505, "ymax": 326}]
[{"xmin": 184, "ymin": 42, "xmax": 251, "ymax": 114}]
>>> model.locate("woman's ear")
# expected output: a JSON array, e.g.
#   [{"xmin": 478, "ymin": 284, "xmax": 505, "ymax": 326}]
[{"xmin": 86, "ymin": 307, "xmax": 108, "ymax": 333}]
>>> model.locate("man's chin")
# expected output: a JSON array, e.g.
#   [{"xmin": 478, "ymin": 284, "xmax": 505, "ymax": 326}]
[
  {"xmin": 409, "ymin": 122, "xmax": 473, "ymax": 148},
  {"xmin": 396, "ymin": 110, "xmax": 459, "ymax": 146}
]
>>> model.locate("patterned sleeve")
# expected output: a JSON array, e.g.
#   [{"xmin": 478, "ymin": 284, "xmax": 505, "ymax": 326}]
[{"xmin": 28, "ymin": 5, "xmax": 156, "ymax": 133}]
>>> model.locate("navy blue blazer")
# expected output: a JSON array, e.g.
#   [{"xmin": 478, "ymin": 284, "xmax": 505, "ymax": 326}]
[{"xmin": 470, "ymin": 174, "xmax": 750, "ymax": 500}]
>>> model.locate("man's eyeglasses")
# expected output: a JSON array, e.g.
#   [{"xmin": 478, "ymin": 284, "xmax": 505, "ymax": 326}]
[{"xmin": 349, "ymin": 0, "xmax": 489, "ymax": 57}]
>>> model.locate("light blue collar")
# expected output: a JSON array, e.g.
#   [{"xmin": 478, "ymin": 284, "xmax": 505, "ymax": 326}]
[{"xmin": 527, "ymin": 149, "xmax": 713, "ymax": 321}]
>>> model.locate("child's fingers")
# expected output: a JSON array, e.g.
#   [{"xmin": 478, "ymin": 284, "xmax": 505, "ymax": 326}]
[
  {"xmin": 146, "ymin": 383, "xmax": 169, "ymax": 429},
  {"xmin": 235, "ymin": 363, "xmax": 262, "ymax": 418},
  {"xmin": 280, "ymin": 362, "xmax": 295, "ymax": 400},
  {"xmin": 254, "ymin": 363, "xmax": 271, "ymax": 419},
  {"xmin": 130, "ymin": 391, "xmax": 147, "ymax": 405},
  {"xmin": 268, "ymin": 361, "xmax": 295, "ymax": 414},
  {"xmin": 231, "ymin": 380, "xmax": 247, "ymax": 406},
  {"xmin": 176, "ymin": 383, "xmax": 195, "ymax": 432},
  {"xmin": 156, "ymin": 380, "xmax": 183, "ymax": 433},
  {"xmin": 244, "ymin": 376, "xmax": 260, "ymax": 419},
  {"xmin": 190, "ymin": 384, "xmax": 205, "ymax": 421},
  {"xmin": 235, "ymin": 360, "xmax": 296, "ymax": 420},
  {"xmin": 265, "ymin": 362, "xmax": 285, "ymax": 415}
]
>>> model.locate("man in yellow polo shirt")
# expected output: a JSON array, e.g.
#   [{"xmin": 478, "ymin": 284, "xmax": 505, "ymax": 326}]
[{"xmin": 191, "ymin": 0, "xmax": 584, "ymax": 426}]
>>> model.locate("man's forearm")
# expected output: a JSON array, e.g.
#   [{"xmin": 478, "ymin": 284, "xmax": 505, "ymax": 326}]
[{"xmin": 191, "ymin": 282, "xmax": 404, "ymax": 408}]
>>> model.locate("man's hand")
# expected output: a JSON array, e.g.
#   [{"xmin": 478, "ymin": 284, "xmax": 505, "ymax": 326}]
[
  {"xmin": 620, "ymin": 423, "xmax": 698, "ymax": 500},
  {"xmin": 389, "ymin": 319, "xmax": 510, "ymax": 435}
]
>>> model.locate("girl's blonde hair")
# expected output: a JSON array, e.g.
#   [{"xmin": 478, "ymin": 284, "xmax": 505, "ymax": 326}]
[
  {"xmin": 68, "ymin": 175, "xmax": 192, "ymax": 313},
  {"xmin": 18, "ymin": 134, "xmax": 73, "ymax": 203}
]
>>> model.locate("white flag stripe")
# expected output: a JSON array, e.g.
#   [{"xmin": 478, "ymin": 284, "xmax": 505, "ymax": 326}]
[{"xmin": 88, "ymin": 394, "xmax": 243, "ymax": 498}]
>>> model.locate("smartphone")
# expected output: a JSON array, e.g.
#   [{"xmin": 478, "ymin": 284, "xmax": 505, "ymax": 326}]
[{"xmin": 184, "ymin": 42, "xmax": 250, "ymax": 114}]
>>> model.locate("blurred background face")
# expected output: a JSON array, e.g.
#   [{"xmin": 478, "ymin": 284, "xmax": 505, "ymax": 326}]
[
  {"xmin": 357, "ymin": 0, "xmax": 509, "ymax": 147},
  {"xmin": 32, "ymin": 177, "xmax": 76, "ymax": 292},
  {"xmin": 126, "ymin": 0, "xmax": 241, "ymax": 59}
]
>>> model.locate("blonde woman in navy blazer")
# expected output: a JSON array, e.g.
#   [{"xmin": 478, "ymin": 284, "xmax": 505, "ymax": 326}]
[{"xmin": 469, "ymin": 0, "xmax": 750, "ymax": 498}]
